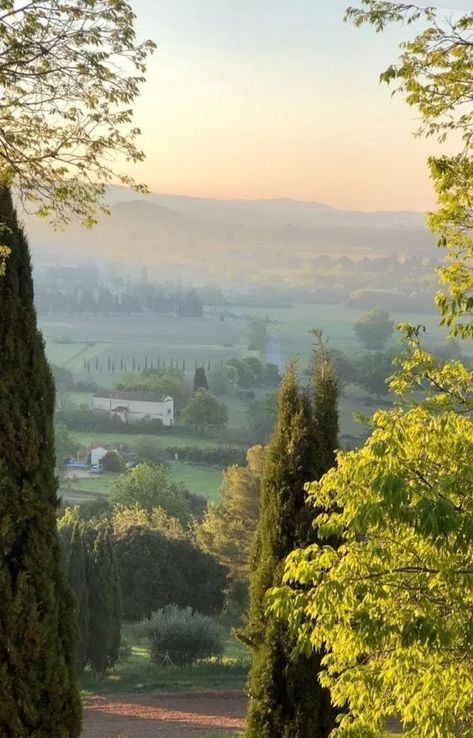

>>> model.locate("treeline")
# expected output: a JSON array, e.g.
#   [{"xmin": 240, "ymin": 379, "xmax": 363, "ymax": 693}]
[
  {"xmin": 36, "ymin": 284, "xmax": 204, "ymax": 317},
  {"xmin": 58, "ymin": 461, "xmax": 230, "ymax": 676},
  {"xmin": 59, "ymin": 519, "xmax": 121, "ymax": 676}
]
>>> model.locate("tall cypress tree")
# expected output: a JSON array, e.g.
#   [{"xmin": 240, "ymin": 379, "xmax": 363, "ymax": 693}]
[
  {"xmin": 312, "ymin": 329, "xmax": 340, "ymax": 478},
  {"xmin": 0, "ymin": 188, "xmax": 81, "ymax": 736},
  {"xmin": 108, "ymin": 530, "xmax": 122, "ymax": 670},
  {"xmin": 243, "ymin": 362, "xmax": 335, "ymax": 738},
  {"xmin": 87, "ymin": 524, "xmax": 121, "ymax": 675},
  {"xmin": 193, "ymin": 366, "xmax": 208, "ymax": 392},
  {"xmin": 67, "ymin": 522, "xmax": 89, "ymax": 672}
]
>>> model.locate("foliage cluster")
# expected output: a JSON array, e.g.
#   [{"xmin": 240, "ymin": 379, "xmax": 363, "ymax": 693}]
[
  {"xmin": 182, "ymin": 389, "xmax": 229, "ymax": 433},
  {"xmin": 166, "ymin": 445, "xmax": 247, "ymax": 467},
  {"xmin": 353, "ymin": 309, "xmax": 394, "ymax": 350},
  {"xmin": 113, "ymin": 524, "xmax": 227, "ymax": 620},
  {"xmin": 56, "ymin": 405, "xmax": 164, "ymax": 434},
  {"xmin": 59, "ymin": 517, "xmax": 121, "ymax": 677},
  {"xmin": 147, "ymin": 605, "xmax": 224, "ymax": 666}
]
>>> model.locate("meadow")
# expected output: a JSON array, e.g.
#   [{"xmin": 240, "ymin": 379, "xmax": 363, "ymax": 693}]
[
  {"xmin": 60, "ymin": 462, "xmax": 224, "ymax": 505},
  {"xmin": 81, "ymin": 624, "xmax": 250, "ymax": 695}
]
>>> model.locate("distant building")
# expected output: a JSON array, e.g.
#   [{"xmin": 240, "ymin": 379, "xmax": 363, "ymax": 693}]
[
  {"xmin": 93, "ymin": 391, "xmax": 174, "ymax": 427},
  {"xmin": 89, "ymin": 443, "xmax": 116, "ymax": 467}
]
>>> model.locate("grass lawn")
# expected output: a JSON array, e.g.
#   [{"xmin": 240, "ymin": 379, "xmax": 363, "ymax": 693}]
[
  {"xmin": 60, "ymin": 462, "xmax": 223, "ymax": 503},
  {"xmin": 69, "ymin": 430, "xmax": 243, "ymax": 452},
  {"xmin": 81, "ymin": 627, "xmax": 250, "ymax": 695},
  {"xmin": 168, "ymin": 462, "xmax": 223, "ymax": 500}
]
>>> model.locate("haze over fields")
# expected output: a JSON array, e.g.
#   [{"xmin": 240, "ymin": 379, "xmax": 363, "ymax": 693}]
[{"xmin": 28, "ymin": 190, "xmax": 434, "ymax": 284}]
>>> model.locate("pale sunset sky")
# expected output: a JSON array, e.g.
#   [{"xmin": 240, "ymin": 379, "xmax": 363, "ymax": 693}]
[{"xmin": 129, "ymin": 0, "xmax": 473, "ymax": 212}]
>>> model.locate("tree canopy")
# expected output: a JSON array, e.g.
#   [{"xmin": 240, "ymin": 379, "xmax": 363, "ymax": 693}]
[
  {"xmin": 346, "ymin": 2, "xmax": 473, "ymax": 338},
  {"xmin": 182, "ymin": 389, "xmax": 228, "ymax": 433},
  {"xmin": 353, "ymin": 309, "xmax": 394, "ymax": 350},
  {"xmin": 0, "ymin": 0, "xmax": 155, "ymax": 226},
  {"xmin": 270, "ymin": 402, "xmax": 473, "ymax": 738}
]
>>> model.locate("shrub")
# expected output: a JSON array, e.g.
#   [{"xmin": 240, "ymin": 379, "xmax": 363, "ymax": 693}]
[
  {"xmin": 148, "ymin": 606, "xmax": 224, "ymax": 665},
  {"xmin": 57, "ymin": 407, "xmax": 164, "ymax": 435},
  {"xmin": 101, "ymin": 450, "xmax": 126, "ymax": 473}
]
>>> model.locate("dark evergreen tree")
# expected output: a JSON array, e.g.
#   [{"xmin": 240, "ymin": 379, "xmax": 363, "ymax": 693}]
[
  {"xmin": 193, "ymin": 366, "xmax": 209, "ymax": 392},
  {"xmin": 67, "ymin": 523, "xmax": 89, "ymax": 672},
  {"xmin": 311, "ymin": 330, "xmax": 340, "ymax": 477},
  {"xmin": 243, "ymin": 361, "xmax": 336, "ymax": 738},
  {"xmin": 108, "ymin": 532, "xmax": 122, "ymax": 669},
  {"xmin": 86, "ymin": 524, "xmax": 121, "ymax": 675},
  {"xmin": 0, "ymin": 187, "xmax": 81, "ymax": 736}
]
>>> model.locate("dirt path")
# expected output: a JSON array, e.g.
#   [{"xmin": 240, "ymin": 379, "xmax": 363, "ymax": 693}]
[{"xmin": 82, "ymin": 690, "xmax": 247, "ymax": 737}]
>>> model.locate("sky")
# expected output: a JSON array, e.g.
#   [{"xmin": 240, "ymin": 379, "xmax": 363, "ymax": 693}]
[{"xmin": 127, "ymin": 0, "xmax": 473, "ymax": 212}]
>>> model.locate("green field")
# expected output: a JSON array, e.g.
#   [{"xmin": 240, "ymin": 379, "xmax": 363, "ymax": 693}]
[
  {"xmin": 60, "ymin": 462, "xmax": 223, "ymax": 504},
  {"xmin": 81, "ymin": 626, "xmax": 250, "ymax": 695},
  {"xmin": 69, "ymin": 429, "xmax": 243, "ymax": 452}
]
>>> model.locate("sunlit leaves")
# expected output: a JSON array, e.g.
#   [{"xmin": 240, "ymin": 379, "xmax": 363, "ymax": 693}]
[
  {"xmin": 269, "ymin": 405, "xmax": 473, "ymax": 738},
  {"xmin": 346, "ymin": 2, "xmax": 473, "ymax": 338},
  {"xmin": 0, "ymin": 0, "xmax": 155, "ymax": 226}
]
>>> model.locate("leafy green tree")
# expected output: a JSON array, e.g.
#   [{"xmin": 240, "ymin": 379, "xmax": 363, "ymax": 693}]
[
  {"xmin": 264, "ymin": 11, "xmax": 473, "ymax": 737},
  {"xmin": 0, "ymin": 1, "xmax": 154, "ymax": 227},
  {"xmin": 182, "ymin": 389, "xmax": 228, "ymax": 433},
  {"xmin": 115, "ymin": 368, "xmax": 190, "ymax": 413},
  {"xmin": 193, "ymin": 366, "xmax": 209, "ymax": 392},
  {"xmin": 112, "ymin": 504, "xmax": 186, "ymax": 540},
  {"xmin": 345, "ymin": 2, "xmax": 473, "ymax": 338},
  {"xmin": 243, "ymin": 363, "xmax": 335, "ymax": 738},
  {"xmin": 55, "ymin": 423, "xmax": 79, "ymax": 470},
  {"xmin": 354, "ymin": 351, "xmax": 396, "ymax": 401},
  {"xmin": 247, "ymin": 318, "xmax": 268, "ymax": 354},
  {"xmin": 209, "ymin": 365, "xmax": 238, "ymax": 396},
  {"xmin": 0, "ymin": 188, "xmax": 81, "ymax": 736},
  {"xmin": 113, "ymin": 526, "xmax": 227, "ymax": 620},
  {"xmin": 353, "ymin": 309, "xmax": 394, "ymax": 350},
  {"xmin": 101, "ymin": 449, "xmax": 126, "ymax": 473},
  {"xmin": 110, "ymin": 463, "xmax": 192, "ymax": 526},
  {"xmin": 271, "ymin": 403, "xmax": 473, "ymax": 738},
  {"xmin": 197, "ymin": 446, "xmax": 265, "ymax": 583},
  {"xmin": 248, "ymin": 392, "xmax": 278, "ymax": 443}
]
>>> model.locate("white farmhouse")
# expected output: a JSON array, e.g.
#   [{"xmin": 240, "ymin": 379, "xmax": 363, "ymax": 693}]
[
  {"xmin": 93, "ymin": 391, "xmax": 174, "ymax": 427},
  {"xmin": 89, "ymin": 444, "xmax": 115, "ymax": 467}
]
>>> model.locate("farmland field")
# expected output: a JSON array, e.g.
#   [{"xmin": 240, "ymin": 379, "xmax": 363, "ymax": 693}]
[{"xmin": 60, "ymin": 462, "xmax": 223, "ymax": 504}]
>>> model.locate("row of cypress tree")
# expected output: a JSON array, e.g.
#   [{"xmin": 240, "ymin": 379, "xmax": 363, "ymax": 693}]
[
  {"xmin": 243, "ymin": 336, "xmax": 340, "ymax": 738},
  {"xmin": 60, "ymin": 519, "xmax": 122, "ymax": 676}
]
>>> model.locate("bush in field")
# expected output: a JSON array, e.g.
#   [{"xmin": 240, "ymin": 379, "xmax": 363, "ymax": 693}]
[
  {"xmin": 148, "ymin": 606, "xmax": 224, "ymax": 665},
  {"xmin": 110, "ymin": 463, "xmax": 192, "ymax": 526},
  {"xmin": 182, "ymin": 389, "xmax": 228, "ymax": 433},
  {"xmin": 101, "ymin": 450, "xmax": 126, "ymax": 473}
]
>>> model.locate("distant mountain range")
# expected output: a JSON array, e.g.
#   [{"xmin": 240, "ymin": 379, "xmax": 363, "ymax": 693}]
[{"xmin": 27, "ymin": 188, "xmax": 434, "ymax": 279}]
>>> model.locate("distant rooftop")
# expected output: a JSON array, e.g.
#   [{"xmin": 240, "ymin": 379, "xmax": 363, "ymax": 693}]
[{"xmin": 94, "ymin": 391, "xmax": 173, "ymax": 404}]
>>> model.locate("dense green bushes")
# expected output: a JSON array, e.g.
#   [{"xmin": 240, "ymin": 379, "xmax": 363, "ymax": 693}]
[
  {"xmin": 110, "ymin": 463, "xmax": 192, "ymax": 526},
  {"xmin": 148, "ymin": 606, "xmax": 224, "ymax": 665},
  {"xmin": 167, "ymin": 445, "xmax": 246, "ymax": 467},
  {"xmin": 59, "ymin": 518, "xmax": 121, "ymax": 676},
  {"xmin": 113, "ymin": 526, "xmax": 227, "ymax": 620},
  {"xmin": 57, "ymin": 406, "xmax": 164, "ymax": 434}
]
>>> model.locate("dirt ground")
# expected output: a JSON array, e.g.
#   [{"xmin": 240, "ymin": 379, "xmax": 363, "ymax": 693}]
[{"xmin": 82, "ymin": 690, "xmax": 247, "ymax": 737}]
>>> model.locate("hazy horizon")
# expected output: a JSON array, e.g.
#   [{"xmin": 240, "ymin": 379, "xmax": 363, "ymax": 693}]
[{"xmin": 118, "ymin": 0, "xmax": 469, "ymax": 212}]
